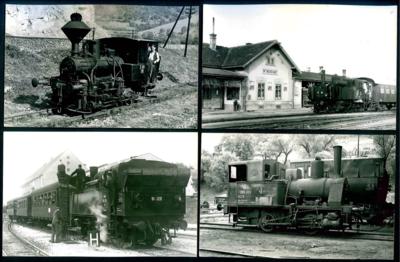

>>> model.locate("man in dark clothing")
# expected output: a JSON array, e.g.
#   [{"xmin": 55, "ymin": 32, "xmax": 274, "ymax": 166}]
[
  {"xmin": 51, "ymin": 207, "xmax": 63, "ymax": 243},
  {"xmin": 70, "ymin": 164, "xmax": 86, "ymax": 192},
  {"xmin": 104, "ymin": 170, "xmax": 118, "ymax": 215},
  {"xmin": 57, "ymin": 163, "xmax": 70, "ymax": 186},
  {"xmin": 148, "ymin": 44, "xmax": 160, "ymax": 84}
]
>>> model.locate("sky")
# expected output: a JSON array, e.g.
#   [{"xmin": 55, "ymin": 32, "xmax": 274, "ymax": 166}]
[
  {"xmin": 203, "ymin": 4, "xmax": 397, "ymax": 85},
  {"xmin": 3, "ymin": 132, "xmax": 197, "ymax": 204}
]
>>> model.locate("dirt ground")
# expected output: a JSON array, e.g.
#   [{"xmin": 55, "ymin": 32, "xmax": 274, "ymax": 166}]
[
  {"xmin": 200, "ymin": 227, "xmax": 394, "ymax": 259},
  {"xmin": 4, "ymin": 36, "xmax": 198, "ymax": 128},
  {"xmin": 199, "ymin": 213, "xmax": 394, "ymax": 259}
]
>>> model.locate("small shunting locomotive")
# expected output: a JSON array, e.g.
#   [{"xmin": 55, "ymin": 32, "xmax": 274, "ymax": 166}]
[
  {"xmin": 32, "ymin": 13, "xmax": 163, "ymax": 114},
  {"xmin": 308, "ymin": 70, "xmax": 396, "ymax": 113},
  {"xmin": 225, "ymin": 146, "xmax": 392, "ymax": 234}
]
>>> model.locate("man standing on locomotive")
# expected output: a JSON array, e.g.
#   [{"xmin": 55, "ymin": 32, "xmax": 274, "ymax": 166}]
[
  {"xmin": 70, "ymin": 164, "xmax": 86, "ymax": 192},
  {"xmin": 148, "ymin": 44, "xmax": 161, "ymax": 84}
]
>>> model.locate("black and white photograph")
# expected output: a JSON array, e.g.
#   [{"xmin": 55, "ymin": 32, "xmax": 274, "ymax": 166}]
[
  {"xmin": 3, "ymin": 132, "xmax": 198, "ymax": 256},
  {"xmin": 202, "ymin": 4, "xmax": 397, "ymax": 130},
  {"xmin": 200, "ymin": 133, "xmax": 395, "ymax": 259},
  {"xmin": 4, "ymin": 4, "xmax": 199, "ymax": 128}
]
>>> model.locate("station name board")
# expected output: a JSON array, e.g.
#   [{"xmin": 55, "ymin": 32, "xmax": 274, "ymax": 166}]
[{"xmin": 262, "ymin": 67, "xmax": 277, "ymax": 75}]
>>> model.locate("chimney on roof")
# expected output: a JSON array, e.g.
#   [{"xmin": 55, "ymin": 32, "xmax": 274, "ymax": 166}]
[
  {"xmin": 342, "ymin": 69, "xmax": 346, "ymax": 77},
  {"xmin": 319, "ymin": 66, "xmax": 324, "ymax": 72},
  {"xmin": 307, "ymin": 67, "xmax": 311, "ymax": 72},
  {"xmin": 209, "ymin": 17, "xmax": 217, "ymax": 51}
]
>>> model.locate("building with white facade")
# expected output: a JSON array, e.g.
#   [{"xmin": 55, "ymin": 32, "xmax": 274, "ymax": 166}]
[{"xmin": 202, "ymin": 28, "xmax": 303, "ymax": 111}]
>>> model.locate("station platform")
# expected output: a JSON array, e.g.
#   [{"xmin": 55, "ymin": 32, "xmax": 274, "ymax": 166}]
[{"xmin": 202, "ymin": 107, "xmax": 313, "ymax": 123}]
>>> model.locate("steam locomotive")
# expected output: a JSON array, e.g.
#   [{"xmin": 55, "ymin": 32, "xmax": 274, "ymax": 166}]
[
  {"xmin": 308, "ymin": 71, "xmax": 396, "ymax": 113},
  {"xmin": 31, "ymin": 13, "xmax": 163, "ymax": 114},
  {"xmin": 6, "ymin": 159, "xmax": 190, "ymax": 246},
  {"xmin": 225, "ymin": 146, "xmax": 392, "ymax": 234}
]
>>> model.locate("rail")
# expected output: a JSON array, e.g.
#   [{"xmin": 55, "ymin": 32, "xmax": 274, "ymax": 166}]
[{"xmin": 7, "ymin": 222, "xmax": 50, "ymax": 256}]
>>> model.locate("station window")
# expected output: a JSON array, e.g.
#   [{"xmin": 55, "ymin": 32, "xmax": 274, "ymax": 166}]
[
  {"xmin": 257, "ymin": 83, "xmax": 265, "ymax": 100},
  {"xmin": 203, "ymin": 85, "xmax": 211, "ymax": 100},
  {"xmin": 380, "ymin": 87, "xmax": 384, "ymax": 94},
  {"xmin": 227, "ymin": 87, "xmax": 240, "ymax": 101},
  {"xmin": 275, "ymin": 84, "xmax": 282, "ymax": 100},
  {"xmin": 265, "ymin": 55, "xmax": 274, "ymax": 65}
]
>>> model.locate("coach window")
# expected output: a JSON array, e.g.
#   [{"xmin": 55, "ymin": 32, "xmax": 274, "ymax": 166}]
[
  {"xmin": 52, "ymin": 192, "xmax": 56, "ymax": 204},
  {"xmin": 257, "ymin": 83, "xmax": 265, "ymax": 100},
  {"xmin": 275, "ymin": 84, "xmax": 282, "ymax": 100}
]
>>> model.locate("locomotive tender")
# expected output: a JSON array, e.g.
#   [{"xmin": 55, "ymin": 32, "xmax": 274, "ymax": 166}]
[
  {"xmin": 6, "ymin": 158, "xmax": 190, "ymax": 246},
  {"xmin": 32, "ymin": 13, "xmax": 163, "ymax": 114},
  {"xmin": 225, "ymin": 146, "xmax": 391, "ymax": 234},
  {"xmin": 308, "ymin": 70, "xmax": 396, "ymax": 113}
]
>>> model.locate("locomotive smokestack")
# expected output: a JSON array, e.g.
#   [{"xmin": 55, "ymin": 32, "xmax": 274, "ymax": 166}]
[
  {"xmin": 209, "ymin": 17, "xmax": 217, "ymax": 51},
  {"xmin": 62, "ymin": 13, "xmax": 91, "ymax": 56},
  {"xmin": 333, "ymin": 145, "xmax": 343, "ymax": 177}
]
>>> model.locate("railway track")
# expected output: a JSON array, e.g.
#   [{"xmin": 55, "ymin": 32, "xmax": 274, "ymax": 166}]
[
  {"xmin": 202, "ymin": 111, "xmax": 396, "ymax": 129},
  {"xmin": 3, "ymin": 222, "xmax": 49, "ymax": 256},
  {"xmin": 199, "ymin": 248, "xmax": 259, "ymax": 257},
  {"xmin": 199, "ymin": 222, "xmax": 394, "ymax": 242},
  {"xmin": 5, "ymin": 81, "xmax": 197, "ymax": 127}
]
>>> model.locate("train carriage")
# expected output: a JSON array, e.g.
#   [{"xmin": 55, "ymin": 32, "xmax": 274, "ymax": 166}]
[
  {"xmin": 371, "ymin": 84, "xmax": 396, "ymax": 110},
  {"xmin": 6, "ymin": 200, "xmax": 17, "ymax": 220},
  {"xmin": 30, "ymin": 183, "xmax": 59, "ymax": 223},
  {"xmin": 14, "ymin": 196, "xmax": 30, "ymax": 221}
]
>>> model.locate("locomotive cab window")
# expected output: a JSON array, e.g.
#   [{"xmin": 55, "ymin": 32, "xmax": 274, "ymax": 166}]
[
  {"xmin": 229, "ymin": 165, "xmax": 247, "ymax": 182},
  {"xmin": 264, "ymin": 164, "xmax": 271, "ymax": 179}
]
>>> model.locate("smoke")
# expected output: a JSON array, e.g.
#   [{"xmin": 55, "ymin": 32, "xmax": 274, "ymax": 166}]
[{"xmin": 88, "ymin": 198, "xmax": 108, "ymax": 243}]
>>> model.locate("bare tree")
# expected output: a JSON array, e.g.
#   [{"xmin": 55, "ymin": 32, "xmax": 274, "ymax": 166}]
[
  {"xmin": 372, "ymin": 135, "xmax": 396, "ymax": 171},
  {"xmin": 254, "ymin": 135, "xmax": 295, "ymax": 165},
  {"xmin": 296, "ymin": 135, "xmax": 336, "ymax": 158}
]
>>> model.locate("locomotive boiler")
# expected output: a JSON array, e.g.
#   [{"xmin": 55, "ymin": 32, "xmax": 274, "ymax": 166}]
[
  {"xmin": 225, "ymin": 146, "xmax": 391, "ymax": 234},
  {"xmin": 308, "ymin": 70, "xmax": 396, "ymax": 113},
  {"xmin": 32, "ymin": 13, "xmax": 163, "ymax": 114},
  {"xmin": 7, "ymin": 158, "xmax": 190, "ymax": 246}
]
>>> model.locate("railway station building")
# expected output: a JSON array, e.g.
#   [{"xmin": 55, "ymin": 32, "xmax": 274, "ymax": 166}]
[
  {"xmin": 202, "ymin": 32, "xmax": 303, "ymax": 111},
  {"xmin": 22, "ymin": 150, "xmax": 84, "ymax": 195}
]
